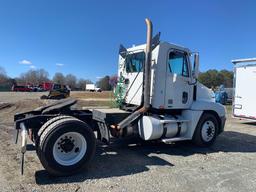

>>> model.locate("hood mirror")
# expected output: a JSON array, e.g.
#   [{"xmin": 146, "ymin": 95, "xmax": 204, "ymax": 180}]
[{"xmin": 192, "ymin": 53, "xmax": 199, "ymax": 79}]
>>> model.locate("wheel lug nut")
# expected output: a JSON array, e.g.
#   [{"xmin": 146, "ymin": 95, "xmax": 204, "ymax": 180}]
[{"xmin": 75, "ymin": 147, "xmax": 79, "ymax": 153}]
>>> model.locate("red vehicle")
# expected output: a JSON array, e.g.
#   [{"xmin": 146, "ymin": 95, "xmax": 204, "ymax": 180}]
[
  {"xmin": 39, "ymin": 82, "xmax": 53, "ymax": 91},
  {"xmin": 12, "ymin": 85, "xmax": 33, "ymax": 92}
]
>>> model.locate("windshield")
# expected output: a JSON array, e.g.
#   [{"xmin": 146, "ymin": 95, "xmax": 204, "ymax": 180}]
[{"xmin": 125, "ymin": 52, "xmax": 145, "ymax": 73}]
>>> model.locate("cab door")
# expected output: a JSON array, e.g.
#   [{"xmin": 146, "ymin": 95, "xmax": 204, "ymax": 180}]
[{"xmin": 164, "ymin": 50, "xmax": 193, "ymax": 109}]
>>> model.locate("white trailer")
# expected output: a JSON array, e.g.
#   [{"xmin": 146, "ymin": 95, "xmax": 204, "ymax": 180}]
[
  {"xmin": 232, "ymin": 58, "xmax": 256, "ymax": 120},
  {"xmin": 86, "ymin": 84, "xmax": 101, "ymax": 92}
]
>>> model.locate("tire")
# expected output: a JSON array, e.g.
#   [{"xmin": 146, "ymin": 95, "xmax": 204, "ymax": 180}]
[
  {"xmin": 192, "ymin": 113, "xmax": 219, "ymax": 147},
  {"xmin": 35, "ymin": 116, "xmax": 73, "ymax": 156},
  {"xmin": 37, "ymin": 117, "xmax": 96, "ymax": 176}
]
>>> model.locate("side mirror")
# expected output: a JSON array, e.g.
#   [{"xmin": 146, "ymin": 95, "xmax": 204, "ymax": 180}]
[{"xmin": 192, "ymin": 53, "xmax": 199, "ymax": 79}]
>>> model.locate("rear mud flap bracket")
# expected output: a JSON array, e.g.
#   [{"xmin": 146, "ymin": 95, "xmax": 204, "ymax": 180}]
[
  {"xmin": 97, "ymin": 122, "xmax": 110, "ymax": 143},
  {"xmin": 20, "ymin": 123, "xmax": 27, "ymax": 175}
]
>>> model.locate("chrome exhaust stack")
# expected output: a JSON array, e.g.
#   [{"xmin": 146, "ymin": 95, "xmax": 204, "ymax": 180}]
[{"xmin": 115, "ymin": 18, "xmax": 153, "ymax": 130}]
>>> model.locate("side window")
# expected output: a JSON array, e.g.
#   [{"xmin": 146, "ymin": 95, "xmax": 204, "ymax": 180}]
[
  {"xmin": 168, "ymin": 51, "xmax": 189, "ymax": 77},
  {"xmin": 125, "ymin": 52, "xmax": 145, "ymax": 73}
]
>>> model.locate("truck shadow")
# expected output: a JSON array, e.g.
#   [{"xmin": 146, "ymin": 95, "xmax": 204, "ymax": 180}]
[
  {"xmin": 35, "ymin": 130, "xmax": 256, "ymax": 185},
  {"xmin": 241, "ymin": 122, "xmax": 256, "ymax": 126}
]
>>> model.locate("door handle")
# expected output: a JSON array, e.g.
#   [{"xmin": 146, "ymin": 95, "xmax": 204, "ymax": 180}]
[{"xmin": 182, "ymin": 92, "xmax": 188, "ymax": 104}]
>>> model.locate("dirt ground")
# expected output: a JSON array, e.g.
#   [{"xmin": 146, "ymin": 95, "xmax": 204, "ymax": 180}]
[{"xmin": 0, "ymin": 92, "xmax": 255, "ymax": 192}]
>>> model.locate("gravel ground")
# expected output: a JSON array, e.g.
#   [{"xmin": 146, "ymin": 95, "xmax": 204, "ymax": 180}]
[{"xmin": 0, "ymin": 92, "xmax": 255, "ymax": 192}]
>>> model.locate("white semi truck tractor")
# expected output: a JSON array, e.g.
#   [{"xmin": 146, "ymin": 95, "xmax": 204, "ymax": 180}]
[{"xmin": 14, "ymin": 18, "xmax": 226, "ymax": 176}]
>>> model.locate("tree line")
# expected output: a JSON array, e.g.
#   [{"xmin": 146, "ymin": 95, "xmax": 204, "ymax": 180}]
[
  {"xmin": 0, "ymin": 66, "xmax": 116, "ymax": 91},
  {"xmin": 0, "ymin": 66, "xmax": 233, "ymax": 91},
  {"xmin": 198, "ymin": 69, "xmax": 233, "ymax": 89}
]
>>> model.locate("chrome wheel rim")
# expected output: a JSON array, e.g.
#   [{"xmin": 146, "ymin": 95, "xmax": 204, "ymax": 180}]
[
  {"xmin": 53, "ymin": 132, "xmax": 87, "ymax": 166},
  {"xmin": 201, "ymin": 120, "xmax": 216, "ymax": 142}
]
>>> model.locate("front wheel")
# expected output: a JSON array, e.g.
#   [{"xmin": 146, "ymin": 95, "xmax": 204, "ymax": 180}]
[
  {"xmin": 37, "ymin": 117, "xmax": 96, "ymax": 176},
  {"xmin": 192, "ymin": 113, "xmax": 219, "ymax": 147}
]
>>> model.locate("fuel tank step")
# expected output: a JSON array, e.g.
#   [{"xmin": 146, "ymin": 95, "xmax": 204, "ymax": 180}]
[
  {"xmin": 161, "ymin": 137, "xmax": 190, "ymax": 143},
  {"xmin": 159, "ymin": 119, "xmax": 190, "ymax": 124}
]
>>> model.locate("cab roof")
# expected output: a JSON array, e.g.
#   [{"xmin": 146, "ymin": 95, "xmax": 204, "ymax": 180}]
[{"xmin": 126, "ymin": 41, "xmax": 191, "ymax": 54}]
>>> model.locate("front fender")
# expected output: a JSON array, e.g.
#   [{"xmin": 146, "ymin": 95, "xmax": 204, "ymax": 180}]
[{"xmin": 191, "ymin": 100, "xmax": 226, "ymax": 118}]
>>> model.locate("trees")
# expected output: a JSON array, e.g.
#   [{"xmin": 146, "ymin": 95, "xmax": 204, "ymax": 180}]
[
  {"xmin": 65, "ymin": 74, "xmax": 77, "ymax": 90},
  {"xmin": 0, "ymin": 66, "xmax": 7, "ymax": 84},
  {"xmin": 0, "ymin": 66, "xmax": 9, "ymax": 91},
  {"xmin": 198, "ymin": 70, "xmax": 233, "ymax": 88},
  {"xmin": 17, "ymin": 69, "xmax": 50, "ymax": 85},
  {"xmin": 109, "ymin": 75, "xmax": 118, "ymax": 88},
  {"xmin": 0, "ymin": 66, "xmax": 16, "ymax": 91},
  {"xmin": 53, "ymin": 72, "xmax": 65, "ymax": 85},
  {"xmin": 37, "ymin": 69, "xmax": 50, "ymax": 83},
  {"xmin": 96, "ymin": 75, "xmax": 112, "ymax": 91},
  {"xmin": 198, "ymin": 70, "xmax": 218, "ymax": 88},
  {"xmin": 0, "ymin": 66, "xmax": 6, "ymax": 76},
  {"xmin": 219, "ymin": 70, "xmax": 233, "ymax": 87},
  {"xmin": 77, "ymin": 78, "xmax": 92, "ymax": 90},
  {"xmin": 52, "ymin": 73, "xmax": 78, "ymax": 90}
]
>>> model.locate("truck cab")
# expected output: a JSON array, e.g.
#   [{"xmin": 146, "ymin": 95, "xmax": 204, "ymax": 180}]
[
  {"xmin": 119, "ymin": 42, "xmax": 216, "ymax": 110},
  {"xmin": 116, "ymin": 34, "xmax": 226, "ymax": 143}
]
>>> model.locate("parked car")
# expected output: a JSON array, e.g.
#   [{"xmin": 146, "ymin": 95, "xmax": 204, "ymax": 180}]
[{"xmin": 12, "ymin": 85, "xmax": 33, "ymax": 92}]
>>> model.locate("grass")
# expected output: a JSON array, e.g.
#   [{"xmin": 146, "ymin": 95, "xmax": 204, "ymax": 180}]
[
  {"xmin": 73, "ymin": 91, "xmax": 116, "ymax": 108},
  {"xmin": 225, "ymin": 104, "xmax": 232, "ymax": 114},
  {"xmin": 71, "ymin": 91, "xmax": 113, "ymax": 99}
]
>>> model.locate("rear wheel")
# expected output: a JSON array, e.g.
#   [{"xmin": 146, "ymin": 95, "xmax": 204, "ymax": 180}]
[
  {"xmin": 52, "ymin": 132, "xmax": 87, "ymax": 166},
  {"xmin": 192, "ymin": 113, "xmax": 219, "ymax": 147},
  {"xmin": 37, "ymin": 117, "xmax": 96, "ymax": 176},
  {"xmin": 35, "ymin": 115, "xmax": 72, "ymax": 156}
]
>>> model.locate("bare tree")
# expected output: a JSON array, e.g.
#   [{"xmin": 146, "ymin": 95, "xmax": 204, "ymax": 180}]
[
  {"xmin": 96, "ymin": 75, "xmax": 112, "ymax": 91},
  {"xmin": 65, "ymin": 74, "xmax": 77, "ymax": 90},
  {"xmin": 109, "ymin": 74, "xmax": 118, "ymax": 88},
  {"xmin": 17, "ymin": 69, "xmax": 49, "ymax": 85},
  {"xmin": 37, "ymin": 69, "xmax": 49, "ymax": 84},
  {"xmin": 53, "ymin": 72, "xmax": 65, "ymax": 85},
  {"xmin": 77, "ymin": 78, "xmax": 93, "ymax": 90},
  {"xmin": 26, "ymin": 70, "xmax": 38, "ymax": 84},
  {"xmin": 0, "ymin": 66, "xmax": 7, "ymax": 84},
  {"xmin": 0, "ymin": 66, "xmax": 6, "ymax": 76}
]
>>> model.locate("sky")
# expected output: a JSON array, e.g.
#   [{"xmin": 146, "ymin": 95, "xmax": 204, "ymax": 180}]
[{"xmin": 0, "ymin": 0, "xmax": 255, "ymax": 82}]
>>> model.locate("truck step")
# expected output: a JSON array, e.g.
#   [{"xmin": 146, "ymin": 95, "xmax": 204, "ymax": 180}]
[
  {"xmin": 161, "ymin": 137, "xmax": 190, "ymax": 143},
  {"xmin": 159, "ymin": 119, "xmax": 189, "ymax": 124}
]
